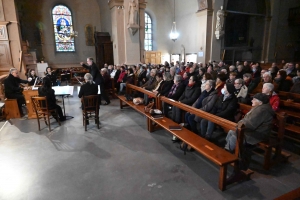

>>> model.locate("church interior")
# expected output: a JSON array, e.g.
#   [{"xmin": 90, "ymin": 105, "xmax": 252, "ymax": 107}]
[{"xmin": 0, "ymin": 0, "xmax": 300, "ymax": 199}]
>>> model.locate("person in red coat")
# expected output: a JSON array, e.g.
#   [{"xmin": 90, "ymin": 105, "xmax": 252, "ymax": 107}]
[{"xmin": 262, "ymin": 83, "xmax": 280, "ymax": 111}]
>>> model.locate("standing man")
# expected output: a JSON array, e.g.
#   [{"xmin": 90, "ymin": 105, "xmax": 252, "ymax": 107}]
[
  {"xmin": 4, "ymin": 68, "xmax": 29, "ymax": 116},
  {"xmin": 80, "ymin": 57, "xmax": 110, "ymax": 105}
]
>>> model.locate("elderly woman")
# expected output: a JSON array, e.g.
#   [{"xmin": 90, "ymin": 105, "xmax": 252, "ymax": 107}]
[
  {"xmin": 78, "ymin": 73, "xmax": 99, "ymax": 124},
  {"xmin": 38, "ymin": 77, "xmax": 65, "ymax": 121},
  {"xmin": 200, "ymin": 83, "xmax": 238, "ymax": 140},
  {"xmin": 233, "ymin": 78, "xmax": 249, "ymax": 104},
  {"xmin": 163, "ymin": 75, "xmax": 185, "ymax": 118},
  {"xmin": 185, "ymin": 80, "xmax": 218, "ymax": 134},
  {"xmin": 262, "ymin": 83, "xmax": 280, "ymax": 111},
  {"xmin": 78, "ymin": 73, "xmax": 98, "ymax": 98}
]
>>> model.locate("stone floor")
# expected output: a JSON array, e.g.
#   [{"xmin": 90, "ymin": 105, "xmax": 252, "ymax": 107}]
[{"xmin": 0, "ymin": 88, "xmax": 300, "ymax": 200}]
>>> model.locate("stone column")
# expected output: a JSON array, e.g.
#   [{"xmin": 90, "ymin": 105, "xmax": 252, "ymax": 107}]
[
  {"xmin": 209, "ymin": 0, "xmax": 225, "ymax": 62},
  {"xmin": 124, "ymin": 0, "xmax": 140, "ymax": 65},
  {"xmin": 261, "ymin": 16, "xmax": 272, "ymax": 63},
  {"xmin": 109, "ymin": 0, "xmax": 126, "ymax": 65},
  {"xmin": 139, "ymin": 0, "xmax": 146, "ymax": 63}
]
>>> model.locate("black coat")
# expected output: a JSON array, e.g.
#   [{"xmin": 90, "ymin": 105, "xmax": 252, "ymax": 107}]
[
  {"xmin": 212, "ymin": 94, "xmax": 238, "ymax": 122},
  {"xmin": 179, "ymin": 84, "xmax": 201, "ymax": 106},
  {"xmin": 160, "ymin": 80, "xmax": 173, "ymax": 96},
  {"xmin": 45, "ymin": 72, "xmax": 58, "ymax": 86},
  {"xmin": 78, "ymin": 82, "xmax": 98, "ymax": 98},
  {"xmin": 38, "ymin": 87, "xmax": 57, "ymax": 110},
  {"xmin": 81, "ymin": 62, "xmax": 102, "ymax": 86},
  {"xmin": 167, "ymin": 82, "xmax": 185, "ymax": 101},
  {"xmin": 28, "ymin": 75, "xmax": 39, "ymax": 86},
  {"xmin": 4, "ymin": 74, "xmax": 28, "ymax": 97}
]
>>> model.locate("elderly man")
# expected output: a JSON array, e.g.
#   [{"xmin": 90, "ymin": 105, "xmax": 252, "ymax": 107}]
[
  {"xmin": 80, "ymin": 57, "xmax": 107, "ymax": 104},
  {"xmin": 225, "ymin": 93, "xmax": 274, "ymax": 152},
  {"xmin": 4, "ymin": 68, "xmax": 29, "ymax": 116}
]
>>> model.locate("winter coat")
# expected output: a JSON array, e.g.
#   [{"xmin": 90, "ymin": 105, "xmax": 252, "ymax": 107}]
[
  {"xmin": 211, "ymin": 94, "xmax": 238, "ymax": 122},
  {"xmin": 269, "ymin": 92, "xmax": 280, "ymax": 111},
  {"xmin": 240, "ymin": 103, "xmax": 275, "ymax": 145},
  {"xmin": 178, "ymin": 84, "xmax": 201, "ymax": 106},
  {"xmin": 194, "ymin": 90, "xmax": 219, "ymax": 123}
]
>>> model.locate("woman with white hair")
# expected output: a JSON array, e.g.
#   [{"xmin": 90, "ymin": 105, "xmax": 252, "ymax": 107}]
[
  {"xmin": 78, "ymin": 73, "xmax": 98, "ymax": 98},
  {"xmin": 262, "ymin": 82, "xmax": 280, "ymax": 111}
]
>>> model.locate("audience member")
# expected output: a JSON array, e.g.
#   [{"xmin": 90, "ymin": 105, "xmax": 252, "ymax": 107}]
[
  {"xmin": 200, "ymin": 83, "xmax": 238, "ymax": 139},
  {"xmin": 274, "ymin": 70, "xmax": 293, "ymax": 92},
  {"xmin": 225, "ymin": 93, "xmax": 275, "ymax": 170},
  {"xmin": 171, "ymin": 75, "xmax": 200, "ymax": 124},
  {"xmin": 262, "ymin": 83, "xmax": 279, "ymax": 111},
  {"xmin": 233, "ymin": 78, "xmax": 249, "ymax": 104}
]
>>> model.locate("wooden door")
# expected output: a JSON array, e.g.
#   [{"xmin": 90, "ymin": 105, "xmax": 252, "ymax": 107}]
[{"xmin": 145, "ymin": 51, "xmax": 161, "ymax": 64}]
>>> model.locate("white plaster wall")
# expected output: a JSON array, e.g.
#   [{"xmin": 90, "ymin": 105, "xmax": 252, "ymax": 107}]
[
  {"xmin": 146, "ymin": 0, "xmax": 201, "ymax": 63},
  {"xmin": 97, "ymin": 0, "xmax": 112, "ymax": 34},
  {"xmin": 40, "ymin": 0, "xmax": 101, "ymax": 67}
]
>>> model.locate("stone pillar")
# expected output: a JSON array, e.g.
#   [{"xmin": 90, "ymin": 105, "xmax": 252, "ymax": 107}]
[
  {"xmin": 124, "ymin": 0, "xmax": 140, "ymax": 65},
  {"xmin": 109, "ymin": 0, "xmax": 126, "ymax": 65},
  {"xmin": 209, "ymin": 0, "xmax": 225, "ymax": 62},
  {"xmin": 109, "ymin": 0, "xmax": 144, "ymax": 65},
  {"xmin": 139, "ymin": 0, "xmax": 146, "ymax": 63},
  {"xmin": 261, "ymin": 16, "xmax": 272, "ymax": 63}
]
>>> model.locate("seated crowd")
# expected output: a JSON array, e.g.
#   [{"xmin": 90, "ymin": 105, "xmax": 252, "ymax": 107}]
[{"xmin": 106, "ymin": 60, "xmax": 299, "ymax": 167}]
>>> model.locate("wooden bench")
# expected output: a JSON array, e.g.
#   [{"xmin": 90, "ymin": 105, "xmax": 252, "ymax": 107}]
[
  {"xmin": 239, "ymin": 103, "xmax": 291, "ymax": 170},
  {"xmin": 117, "ymin": 84, "xmax": 251, "ymax": 191}
]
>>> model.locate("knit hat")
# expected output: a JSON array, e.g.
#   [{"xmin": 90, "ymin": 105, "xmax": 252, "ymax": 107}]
[
  {"xmin": 253, "ymin": 93, "xmax": 269, "ymax": 104},
  {"xmin": 226, "ymin": 83, "xmax": 235, "ymax": 94}
]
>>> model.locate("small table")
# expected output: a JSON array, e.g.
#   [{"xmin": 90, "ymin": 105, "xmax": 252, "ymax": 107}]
[{"xmin": 52, "ymin": 86, "xmax": 74, "ymax": 116}]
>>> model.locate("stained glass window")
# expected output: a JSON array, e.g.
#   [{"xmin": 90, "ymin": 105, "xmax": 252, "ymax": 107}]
[
  {"xmin": 145, "ymin": 13, "xmax": 152, "ymax": 51},
  {"xmin": 52, "ymin": 5, "xmax": 75, "ymax": 52}
]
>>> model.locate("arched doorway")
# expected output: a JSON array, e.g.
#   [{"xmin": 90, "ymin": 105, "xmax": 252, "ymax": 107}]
[{"xmin": 223, "ymin": 0, "xmax": 268, "ymax": 64}]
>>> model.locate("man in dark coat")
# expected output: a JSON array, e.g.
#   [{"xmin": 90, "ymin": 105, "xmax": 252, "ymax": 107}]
[
  {"xmin": 225, "ymin": 93, "xmax": 275, "ymax": 171},
  {"xmin": 80, "ymin": 57, "xmax": 109, "ymax": 105},
  {"xmin": 4, "ymin": 68, "xmax": 29, "ymax": 116}
]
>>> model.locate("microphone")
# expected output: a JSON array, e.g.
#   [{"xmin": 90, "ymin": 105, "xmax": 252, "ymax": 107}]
[{"xmin": 74, "ymin": 75, "xmax": 83, "ymax": 85}]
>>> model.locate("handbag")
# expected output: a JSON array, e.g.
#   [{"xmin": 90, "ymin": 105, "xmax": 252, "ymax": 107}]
[
  {"xmin": 133, "ymin": 97, "xmax": 144, "ymax": 105},
  {"xmin": 144, "ymin": 101, "xmax": 154, "ymax": 113}
]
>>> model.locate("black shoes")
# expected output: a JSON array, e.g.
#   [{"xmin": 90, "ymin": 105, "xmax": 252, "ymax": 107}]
[{"xmin": 103, "ymin": 102, "xmax": 110, "ymax": 105}]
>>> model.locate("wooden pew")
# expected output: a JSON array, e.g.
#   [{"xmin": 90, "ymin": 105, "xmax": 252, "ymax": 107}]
[
  {"xmin": 238, "ymin": 103, "xmax": 290, "ymax": 170},
  {"xmin": 274, "ymin": 187, "xmax": 300, "ymax": 200},
  {"xmin": 117, "ymin": 84, "xmax": 252, "ymax": 191}
]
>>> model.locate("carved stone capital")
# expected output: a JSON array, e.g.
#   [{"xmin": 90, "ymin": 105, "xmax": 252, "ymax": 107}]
[
  {"xmin": 108, "ymin": 0, "xmax": 124, "ymax": 9},
  {"xmin": 215, "ymin": 30, "xmax": 224, "ymax": 40}
]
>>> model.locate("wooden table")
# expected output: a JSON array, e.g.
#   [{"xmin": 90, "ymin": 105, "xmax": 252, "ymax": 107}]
[{"xmin": 23, "ymin": 89, "xmax": 38, "ymax": 119}]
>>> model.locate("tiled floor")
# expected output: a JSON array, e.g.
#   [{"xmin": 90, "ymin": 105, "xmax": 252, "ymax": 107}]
[{"xmin": 0, "ymin": 89, "xmax": 299, "ymax": 200}]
